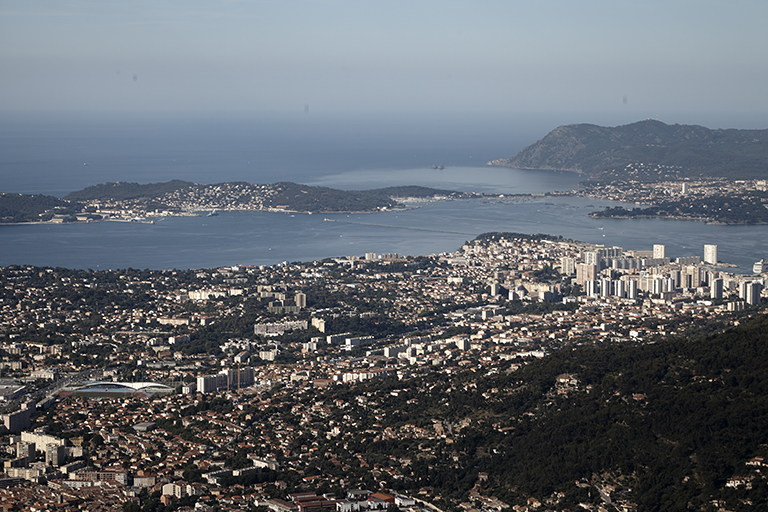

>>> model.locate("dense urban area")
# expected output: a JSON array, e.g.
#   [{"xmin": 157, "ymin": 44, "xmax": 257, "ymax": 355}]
[{"xmin": 2, "ymin": 230, "xmax": 768, "ymax": 512}]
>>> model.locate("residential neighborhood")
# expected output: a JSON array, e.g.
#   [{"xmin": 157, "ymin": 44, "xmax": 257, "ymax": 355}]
[{"xmin": 1, "ymin": 233, "xmax": 766, "ymax": 511}]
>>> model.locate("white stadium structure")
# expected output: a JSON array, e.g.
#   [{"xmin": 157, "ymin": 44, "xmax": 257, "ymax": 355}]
[{"xmin": 65, "ymin": 381, "xmax": 174, "ymax": 396}]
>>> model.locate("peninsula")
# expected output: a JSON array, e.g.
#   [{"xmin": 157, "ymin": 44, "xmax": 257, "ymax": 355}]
[
  {"xmin": 0, "ymin": 181, "xmax": 468, "ymax": 224},
  {"xmin": 488, "ymin": 119, "xmax": 768, "ymax": 180},
  {"xmin": 489, "ymin": 119, "xmax": 768, "ymax": 224}
]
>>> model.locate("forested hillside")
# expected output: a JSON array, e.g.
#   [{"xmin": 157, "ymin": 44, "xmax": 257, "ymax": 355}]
[
  {"xmin": 63, "ymin": 180, "xmax": 195, "ymax": 201},
  {"xmin": 489, "ymin": 119, "xmax": 768, "ymax": 180},
  {"xmin": 0, "ymin": 193, "xmax": 75, "ymax": 222},
  {"xmin": 268, "ymin": 182, "xmax": 459, "ymax": 212},
  {"xmin": 324, "ymin": 313, "xmax": 768, "ymax": 510}
]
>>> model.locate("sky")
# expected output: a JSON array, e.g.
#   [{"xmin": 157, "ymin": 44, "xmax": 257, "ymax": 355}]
[{"xmin": 1, "ymin": 0, "xmax": 767, "ymax": 117}]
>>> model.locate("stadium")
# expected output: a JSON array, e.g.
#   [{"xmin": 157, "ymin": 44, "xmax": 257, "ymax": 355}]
[{"xmin": 61, "ymin": 381, "xmax": 175, "ymax": 398}]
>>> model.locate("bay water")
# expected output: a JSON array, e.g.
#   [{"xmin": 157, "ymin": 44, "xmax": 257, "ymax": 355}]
[{"xmin": 1, "ymin": 112, "xmax": 766, "ymax": 271}]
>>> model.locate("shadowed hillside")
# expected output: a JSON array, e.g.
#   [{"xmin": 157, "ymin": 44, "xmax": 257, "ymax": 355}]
[{"xmin": 489, "ymin": 119, "xmax": 768, "ymax": 180}]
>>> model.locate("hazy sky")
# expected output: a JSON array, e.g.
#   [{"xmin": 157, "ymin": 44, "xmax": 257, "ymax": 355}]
[{"xmin": 2, "ymin": 0, "xmax": 767, "ymax": 115}]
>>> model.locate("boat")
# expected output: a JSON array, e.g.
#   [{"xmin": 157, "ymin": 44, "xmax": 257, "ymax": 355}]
[
  {"xmin": 207, "ymin": 209, "xmax": 219, "ymax": 217},
  {"xmin": 753, "ymin": 259, "xmax": 765, "ymax": 273}
]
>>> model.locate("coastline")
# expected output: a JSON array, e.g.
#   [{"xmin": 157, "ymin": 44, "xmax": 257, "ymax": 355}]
[
  {"xmin": 587, "ymin": 213, "xmax": 768, "ymax": 226},
  {"xmin": 0, "ymin": 203, "xmax": 431, "ymax": 227},
  {"xmin": 485, "ymin": 162, "xmax": 585, "ymax": 175},
  {"xmin": 6, "ymin": 201, "xmax": 767, "ymax": 227},
  {"xmin": 5, "ymin": 180, "xmax": 767, "ymax": 227},
  {"xmin": 0, "ymin": 192, "xmax": 500, "ymax": 227}
]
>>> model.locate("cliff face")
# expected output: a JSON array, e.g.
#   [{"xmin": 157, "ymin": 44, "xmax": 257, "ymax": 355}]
[{"xmin": 489, "ymin": 119, "xmax": 768, "ymax": 179}]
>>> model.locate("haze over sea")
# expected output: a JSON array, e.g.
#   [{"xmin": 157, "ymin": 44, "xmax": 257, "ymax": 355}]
[{"xmin": 2, "ymin": 111, "xmax": 768, "ymax": 271}]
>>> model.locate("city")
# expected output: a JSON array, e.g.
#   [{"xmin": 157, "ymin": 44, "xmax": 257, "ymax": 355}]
[
  {"xmin": 0, "ymin": 233, "xmax": 765, "ymax": 511},
  {"xmin": 4, "ymin": 0, "xmax": 768, "ymax": 510}
]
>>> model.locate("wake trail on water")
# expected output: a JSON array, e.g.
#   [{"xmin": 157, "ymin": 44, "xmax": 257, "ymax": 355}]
[{"xmin": 326, "ymin": 219, "xmax": 477, "ymax": 236}]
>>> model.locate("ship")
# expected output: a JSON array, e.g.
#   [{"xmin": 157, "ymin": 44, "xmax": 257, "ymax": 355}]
[
  {"xmin": 753, "ymin": 259, "xmax": 765, "ymax": 274},
  {"xmin": 207, "ymin": 209, "xmax": 219, "ymax": 217}
]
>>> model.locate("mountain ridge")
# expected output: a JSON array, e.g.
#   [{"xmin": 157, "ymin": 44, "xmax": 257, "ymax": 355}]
[{"xmin": 489, "ymin": 119, "xmax": 768, "ymax": 180}]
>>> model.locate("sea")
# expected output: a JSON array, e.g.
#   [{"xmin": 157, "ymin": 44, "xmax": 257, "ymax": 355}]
[{"xmin": 2, "ymin": 110, "xmax": 768, "ymax": 272}]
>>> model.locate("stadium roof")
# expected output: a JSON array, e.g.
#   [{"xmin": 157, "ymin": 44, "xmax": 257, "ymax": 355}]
[{"xmin": 69, "ymin": 381, "xmax": 174, "ymax": 395}]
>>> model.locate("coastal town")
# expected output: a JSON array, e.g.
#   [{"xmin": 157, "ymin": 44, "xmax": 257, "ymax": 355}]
[
  {"xmin": 1, "ymin": 231, "xmax": 766, "ymax": 511},
  {"xmin": 50, "ymin": 182, "xmax": 467, "ymax": 225},
  {"xmin": 5, "ymin": 0, "xmax": 768, "ymax": 508},
  {"xmin": 563, "ymin": 173, "xmax": 768, "ymax": 224},
  {"xmin": 5, "ymin": 173, "xmax": 768, "ymax": 229}
]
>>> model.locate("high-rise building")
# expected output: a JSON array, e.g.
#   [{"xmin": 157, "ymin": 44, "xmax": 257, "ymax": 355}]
[
  {"xmin": 711, "ymin": 278, "xmax": 724, "ymax": 300},
  {"xmin": 576, "ymin": 263, "xmax": 598, "ymax": 287},
  {"xmin": 583, "ymin": 251, "xmax": 599, "ymax": 266},
  {"xmin": 614, "ymin": 280, "xmax": 626, "ymax": 298},
  {"xmin": 704, "ymin": 244, "xmax": 718, "ymax": 265},
  {"xmin": 197, "ymin": 374, "xmax": 225, "ymax": 393},
  {"xmin": 670, "ymin": 269, "xmax": 681, "ymax": 289},
  {"xmin": 16, "ymin": 442, "xmax": 34, "ymax": 460},
  {"xmin": 743, "ymin": 281, "xmax": 762, "ymax": 306},
  {"xmin": 677, "ymin": 256, "xmax": 702, "ymax": 266},
  {"xmin": 197, "ymin": 367, "xmax": 255, "ymax": 393},
  {"xmin": 46, "ymin": 443, "xmax": 66, "ymax": 467},
  {"xmin": 653, "ymin": 244, "xmax": 666, "ymax": 259},
  {"xmin": 683, "ymin": 265, "xmax": 705, "ymax": 287},
  {"xmin": 560, "ymin": 257, "xmax": 576, "ymax": 276},
  {"xmin": 627, "ymin": 279, "xmax": 638, "ymax": 299},
  {"xmin": 600, "ymin": 278, "xmax": 612, "ymax": 297},
  {"xmin": 600, "ymin": 246, "xmax": 624, "ymax": 259}
]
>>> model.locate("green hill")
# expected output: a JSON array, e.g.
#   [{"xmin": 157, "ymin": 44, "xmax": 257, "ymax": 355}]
[
  {"xmin": 344, "ymin": 313, "xmax": 768, "ymax": 510},
  {"xmin": 62, "ymin": 180, "xmax": 461, "ymax": 213},
  {"xmin": 0, "ymin": 193, "xmax": 75, "ymax": 223},
  {"xmin": 63, "ymin": 180, "xmax": 195, "ymax": 201},
  {"xmin": 488, "ymin": 119, "xmax": 768, "ymax": 180},
  {"xmin": 268, "ymin": 182, "xmax": 459, "ymax": 212}
]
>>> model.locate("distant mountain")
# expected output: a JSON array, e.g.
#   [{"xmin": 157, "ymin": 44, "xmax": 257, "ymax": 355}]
[{"xmin": 488, "ymin": 119, "xmax": 768, "ymax": 180}]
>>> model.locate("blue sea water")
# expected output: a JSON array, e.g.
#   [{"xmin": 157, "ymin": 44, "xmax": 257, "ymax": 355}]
[
  {"xmin": 0, "ymin": 111, "xmax": 553, "ymax": 197},
  {"xmin": 1, "ymin": 111, "xmax": 767, "ymax": 271}
]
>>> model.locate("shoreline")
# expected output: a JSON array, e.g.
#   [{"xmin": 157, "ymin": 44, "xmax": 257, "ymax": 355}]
[
  {"xmin": 5, "ymin": 207, "xmax": 767, "ymax": 228},
  {"xmin": 587, "ymin": 213, "xmax": 768, "ymax": 226},
  {"xmin": 4, "ymin": 187, "xmax": 767, "ymax": 227},
  {"xmin": 0, "ymin": 203, "xmax": 430, "ymax": 226},
  {"xmin": 485, "ymin": 162, "xmax": 585, "ymax": 175}
]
